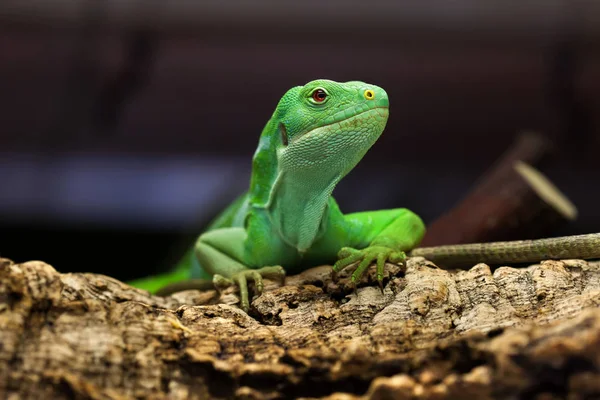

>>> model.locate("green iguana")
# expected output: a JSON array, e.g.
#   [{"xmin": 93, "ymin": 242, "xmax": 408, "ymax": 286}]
[{"xmin": 128, "ymin": 79, "xmax": 600, "ymax": 311}]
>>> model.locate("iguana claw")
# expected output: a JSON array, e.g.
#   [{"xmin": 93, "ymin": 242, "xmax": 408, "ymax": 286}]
[
  {"xmin": 213, "ymin": 266, "xmax": 286, "ymax": 311},
  {"xmin": 332, "ymin": 246, "xmax": 405, "ymax": 288}
]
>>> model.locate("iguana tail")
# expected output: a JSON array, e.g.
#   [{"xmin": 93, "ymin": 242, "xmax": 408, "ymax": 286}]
[
  {"xmin": 127, "ymin": 249, "xmax": 196, "ymax": 294},
  {"xmin": 410, "ymin": 232, "xmax": 600, "ymax": 268},
  {"xmin": 127, "ymin": 193, "xmax": 249, "ymax": 295}
]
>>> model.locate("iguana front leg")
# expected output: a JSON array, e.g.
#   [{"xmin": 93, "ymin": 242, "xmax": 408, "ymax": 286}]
[
  {"xmin": 334, "ymin": 207, "xmax": 425, "ymax": 285},
  {"xmin": 194, "ymin": 228, "xmax": 285, "ymax": 311},
  {"xmin": 310, "ymin": 200, "xmax": 425, "ymax": 287}
]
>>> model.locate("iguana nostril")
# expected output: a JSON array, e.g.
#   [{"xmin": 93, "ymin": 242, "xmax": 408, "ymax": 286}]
[{"xmin": 364, "ymin": 89, "xmax": 375, "ymax": 100}]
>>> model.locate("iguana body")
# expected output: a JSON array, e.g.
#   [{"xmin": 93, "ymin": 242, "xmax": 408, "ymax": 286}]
[
  {"xmin": 129, "ymin": 79, "xmax": 600, "ymax": 310},
  {"xmin": 129, "ymin": 80, "xmax": 426, "ymax": 310}
]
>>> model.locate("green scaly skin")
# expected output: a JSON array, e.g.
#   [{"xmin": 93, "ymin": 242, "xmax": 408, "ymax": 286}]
[
  {"xmin": 129, "ymin": 79, "xmax": 426, "ymax": 311},
  {"xmin": 409, "ymin": 233, "xmax": 600, "ymax": 267}
]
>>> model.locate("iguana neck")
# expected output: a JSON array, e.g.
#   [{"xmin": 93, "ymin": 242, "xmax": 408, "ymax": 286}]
[{"xmin": 267, "ymin": 168, "xmax": 340, "ymax": 253}]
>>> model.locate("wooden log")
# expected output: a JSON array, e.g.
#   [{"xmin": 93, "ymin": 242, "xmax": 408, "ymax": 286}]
[{"xmin": 2, "ymin": 256, "xmax": 600, "ymax": 399}]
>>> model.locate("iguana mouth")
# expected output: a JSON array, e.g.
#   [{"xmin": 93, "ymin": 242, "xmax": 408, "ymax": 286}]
[
  {"xmin": 293, "ymin": 106, "xmax": 389, "ymax": 143},
  {"xmin": 321, "ymin": 103, "xmax": 389, "ymax": 127}
]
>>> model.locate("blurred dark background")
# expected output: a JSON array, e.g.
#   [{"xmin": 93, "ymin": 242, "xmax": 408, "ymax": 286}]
[{"xmin": 1, "ymin": 1, "xmax": 599, "ymax": 281}]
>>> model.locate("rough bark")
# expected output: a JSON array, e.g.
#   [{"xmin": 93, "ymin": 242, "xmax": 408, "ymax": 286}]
[{"xmin": 1, "ymin": 256, "xmax": 600, "ymax": 399}]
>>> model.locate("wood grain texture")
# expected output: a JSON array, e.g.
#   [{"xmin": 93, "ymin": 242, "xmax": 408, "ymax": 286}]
[{"xmin": 1, "ymin": 256, "xmax": 600, "ymax": 399}]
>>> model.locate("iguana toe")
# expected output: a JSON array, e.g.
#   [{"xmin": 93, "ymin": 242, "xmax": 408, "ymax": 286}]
[{"xmin": 213, "ymin": 266, "xmax": 286, "ymax": 311}]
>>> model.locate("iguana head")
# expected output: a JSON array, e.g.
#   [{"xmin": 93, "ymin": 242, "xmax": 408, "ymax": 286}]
[
  {"xmin": 274, "ymin": 79, "xmax": 389, "ymax": 145},
  {"xmin": 250, "ymin": 79, "xmax": 389, "ymax": 206}
]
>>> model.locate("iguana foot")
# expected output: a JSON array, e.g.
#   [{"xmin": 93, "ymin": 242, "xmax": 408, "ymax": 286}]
[
  {"xmin": 213, "ymin": 266, "xmax": 286, "ymax": 311},
  {"xmin": 332, "ymin": 246, "xmax": 406, "ymax": 287}
]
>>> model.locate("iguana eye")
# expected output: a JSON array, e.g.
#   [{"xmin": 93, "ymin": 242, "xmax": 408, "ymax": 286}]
[
  {"xmin": 311, "ymin": 88, "xmax": 327, "ymax": 103},
  {"xmin": 364, "ymin": 89, "xmax": 375, "ymax": 100}
]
